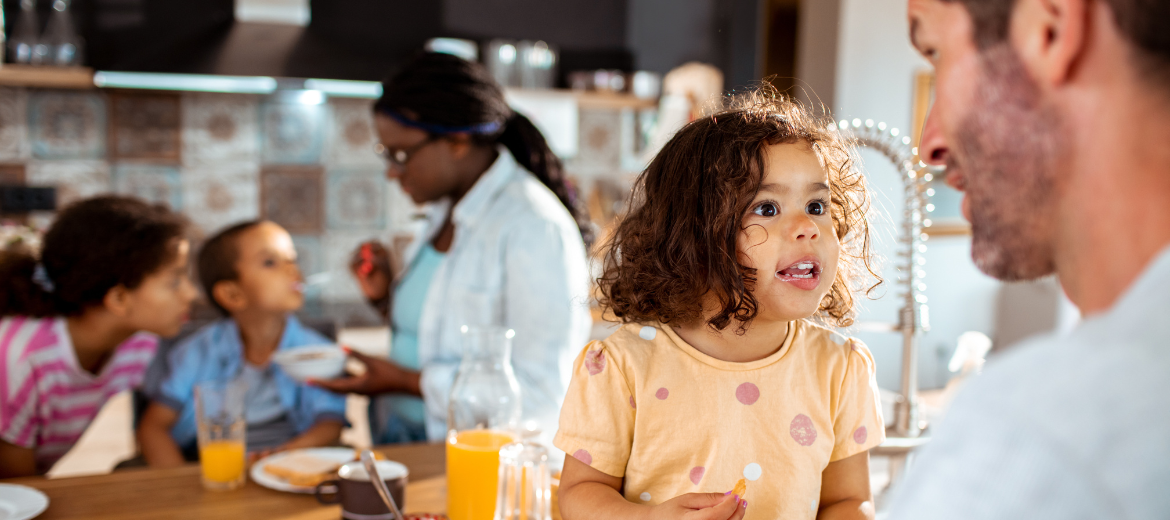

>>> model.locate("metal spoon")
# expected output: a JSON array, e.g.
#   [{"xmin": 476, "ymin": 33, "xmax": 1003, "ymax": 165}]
[{"xmin": 360, "ymin": 450, "xmax": 406, "ymax": 520}]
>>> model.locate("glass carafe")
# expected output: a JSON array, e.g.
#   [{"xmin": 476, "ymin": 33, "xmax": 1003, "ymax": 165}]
[{"xmin": 447, "ymin": 326, "xmax": 522, "ymax": 520}]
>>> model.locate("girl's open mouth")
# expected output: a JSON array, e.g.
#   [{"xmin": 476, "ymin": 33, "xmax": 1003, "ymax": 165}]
[{"xmin": 776, "ymin": 257, "xmax": 822, "ymax": 290}]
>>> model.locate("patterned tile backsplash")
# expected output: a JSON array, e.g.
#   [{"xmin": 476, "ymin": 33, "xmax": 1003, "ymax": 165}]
[
  {"xmin": 113, "ymin": 163, "xmax": 183, "ymax": 210},
  {"xmin": 1, "ymin": 86, "xmax": 639, "ymax": 325},
  {"xmin": 181, "ymin": 163, "xmax": 260, "ymax": 239},
  {"xmin": 261, "ymin": 165, "xmax": 325, "ymax": 234},
  {"xmin": 182, "ymin": 93, "xmax": 261, "ymax": 166},
  {"xmin": 261, "ymin": 101, "xmax": 325, "ymax": 165},
  {"xmin": 326, "ymin": 168, "xmax": 387, "ymax": 230},
  {"xmin": 109, "ymin": 92, "xmax": 182, "ymax": 162},
  {"xmin": 29, "ymin": 91, "xmax": 107, "ymax": 159},
  {"xmin": 0, "ymin": 88, "xmax": 31, "ymax": 161}
]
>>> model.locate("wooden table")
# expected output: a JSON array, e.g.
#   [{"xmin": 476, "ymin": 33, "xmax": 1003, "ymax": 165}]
[{"xmin": 1, "ymin": 443, "xmax": 449, "ymax": 520}]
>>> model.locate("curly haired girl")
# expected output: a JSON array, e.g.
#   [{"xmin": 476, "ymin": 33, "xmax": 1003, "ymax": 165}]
[{"xmin": 556, "ymin": 89, "xmax": 884, "ymax": 520}]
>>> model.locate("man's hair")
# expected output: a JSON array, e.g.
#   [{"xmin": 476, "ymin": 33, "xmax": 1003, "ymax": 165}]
[
  {"xmin": 197, "ymin": 220, "xmax": 263, "ymax": 316},
  {"xmin": 947, "ymin": 0, "xmax": 1170, "ymax": 89},
  {"xmin": 596, "ymin": 86, "xmax": 880, "ymax": 332}
]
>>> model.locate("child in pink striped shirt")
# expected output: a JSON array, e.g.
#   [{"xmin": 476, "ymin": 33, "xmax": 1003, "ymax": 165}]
[{"xmin": 0, "ymin": 196, "xmax": 198, "ymax": 477}]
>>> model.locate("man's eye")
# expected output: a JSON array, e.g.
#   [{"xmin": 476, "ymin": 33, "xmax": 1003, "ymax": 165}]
[
  {"xmin": 807, "ymin": 201, "xmax": 825, "ymax": 216},
  {"xmin": 263, "ymin": 259, "xmax": 276, "ymax": 267},
  {"xmin": 753, "ymin": 202, "xmax": 778, "ymax": 217}
]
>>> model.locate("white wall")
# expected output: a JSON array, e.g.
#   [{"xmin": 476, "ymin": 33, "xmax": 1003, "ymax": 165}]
[{"xmin": 832, "ymin": 0, "xmax": 1002, "ymax": 390}]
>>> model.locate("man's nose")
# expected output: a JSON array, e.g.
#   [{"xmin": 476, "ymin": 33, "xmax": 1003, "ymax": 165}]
[{"xmin": 919, "ymin": 106, "xmax": 949, "ymax": 167}]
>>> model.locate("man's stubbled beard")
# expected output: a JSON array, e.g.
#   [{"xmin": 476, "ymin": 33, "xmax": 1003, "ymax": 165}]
[{"xmin": 952, "ymin": 44, "xmax": 1064, "ymax": 281}]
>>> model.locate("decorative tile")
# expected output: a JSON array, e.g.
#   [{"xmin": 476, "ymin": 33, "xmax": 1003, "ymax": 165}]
[
  {"xmin": 181, "ymin": 93, "xmax": 260, "ymax": 166},
  {"xmin": 567, "ymin": 108, "xmax": 621, "ymax": 176},
  {"xmin": 181, "ymin": 163, "xmax": 260, "ymax": 237},
  {"xmin": 109, "ymin": 92, "xmax": 182, "ymax": 162},
  {"xmin": 261, "ymin": 165, "xmax": 324, "ymax": 234},
  {"xmin": 326, "ymin": 168, "xmax": 387, "ymax": 230},
  {"xmin": 383, "ymin": 180, "xmax": 418, "ymax": 235},
  {"xmin": 0, "ymin": 164, "xmax": 26, "ymax": 185},
  {"xmin": 28, "ymin": 90, "xmax": 107, "ymax": 159},
  {"xmin": 290, "ymin": 234, "xmax": 323, "ymax": 278},
  {"xmin": 261, "ymin": 101, "xmax": 324, "ymax": 164},
  {"xmin": 325, "ymin": 98, "xmax": 381, "ymax": 167},
  {"xmin": 26, "ymin": 160, "xmax": 112, "ymax": 209},
  {"xmin": 0, "ymin": 88, "xmax": 31, "ymax": 161},
  {"xmin": 113, "ymin": 163, "xmax": 182, "ymax": 210}
]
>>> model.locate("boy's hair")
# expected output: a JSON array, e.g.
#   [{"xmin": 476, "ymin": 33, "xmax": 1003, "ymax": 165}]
[
  {"xmin": 597, "ymin": 87, "xmax": 880, "ymax": 331},
  {"xmin": 197, "ymin": 220, "xmax": 264, "ymax": 316},
  {"xmin": 0, "ymin": 196, "xmax": 189, "ymax": 317}
]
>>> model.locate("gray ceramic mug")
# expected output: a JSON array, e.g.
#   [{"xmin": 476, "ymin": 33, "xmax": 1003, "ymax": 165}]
[{"xmin": 315, "ymin": 460, "xmax": 408, "ymax": 520}]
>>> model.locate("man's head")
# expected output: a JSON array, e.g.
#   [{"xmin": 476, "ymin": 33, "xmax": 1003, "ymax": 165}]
[
  {"xmin": 909, "ymin": 0, "xmax": 1170, "ymax": 281},
  {"xmin": 198, "ymin": 220, "xmax": 305, "ymax": 317}
]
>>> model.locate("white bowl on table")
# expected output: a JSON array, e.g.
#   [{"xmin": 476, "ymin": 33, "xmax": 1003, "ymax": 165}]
[{"xmin": 273, "ymin": 345, "xmax": 346, "ymax": 382}]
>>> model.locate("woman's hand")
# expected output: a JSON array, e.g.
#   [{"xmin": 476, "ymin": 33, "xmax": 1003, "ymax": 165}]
[
  {"xmin": 309, "ymin": 347, "xmax": 422, "ymax": 397},
  {"xmin": 648, "ymin": 493, "xmax": 746, "ymax": 520},
  {"xmin": 349, "ymin": 241, "xmax": 393, "ymax": 302}
]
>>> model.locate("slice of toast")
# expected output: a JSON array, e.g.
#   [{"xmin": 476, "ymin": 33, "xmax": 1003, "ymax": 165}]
[{"xmin": 263, "ymin": 452, "xmax": 342, "ymax": 487}]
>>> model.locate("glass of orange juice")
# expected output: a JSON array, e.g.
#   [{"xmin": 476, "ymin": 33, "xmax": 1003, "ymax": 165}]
[
  {"xmin": 195, "ymin": 379, "xmax": 247, "ymax": 491},
  {"xmin": 446, "ymin": 326, "xmax": 522, "ymax": 520}
]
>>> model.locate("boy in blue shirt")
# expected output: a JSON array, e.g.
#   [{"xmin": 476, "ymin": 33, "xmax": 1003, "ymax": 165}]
[{"xmin": 137, "ymin": 221, "xmax": 346, "ymax": 467}]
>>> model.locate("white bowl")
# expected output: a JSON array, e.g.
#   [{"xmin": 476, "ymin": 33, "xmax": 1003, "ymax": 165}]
[{"xmin": 273, "ymin": 345, "xmax": 346, "ymax": 382}]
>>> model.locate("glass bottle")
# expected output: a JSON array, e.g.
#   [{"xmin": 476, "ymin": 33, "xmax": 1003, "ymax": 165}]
[
  {"xmin": 43, "ymin": 0, "xmax": 82, "ymax": 66},
  {"xmin": 446, "ymin": 326, "xmax": 522, "ymax": 520},
  {"xmin": 8, "ymin": 0, "xmax": 40, "ymax": 65}
]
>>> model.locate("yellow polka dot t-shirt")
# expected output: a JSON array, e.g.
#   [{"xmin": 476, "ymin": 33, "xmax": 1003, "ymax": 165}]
[{"xmin": 553, "ymin": 319, "xmax": 884, "ymax": 518}]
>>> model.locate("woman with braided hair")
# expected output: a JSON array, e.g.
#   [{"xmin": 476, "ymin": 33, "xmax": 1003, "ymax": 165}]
[{"xmin": 313, "ymin": 52, "xmax": 593, "ymax": 445}]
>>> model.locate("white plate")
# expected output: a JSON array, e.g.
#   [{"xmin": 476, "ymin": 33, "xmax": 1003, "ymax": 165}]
[
  {"xmin": 0, "ymin": 484, "xmax": 48, "ymax": 520},
  {"xmin": 250, "ymin": 447, "xmax": 357, "ymax": 494}
]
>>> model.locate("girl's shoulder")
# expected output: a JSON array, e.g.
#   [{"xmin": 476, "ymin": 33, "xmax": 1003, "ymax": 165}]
[
  {"xmin": 0, "ymin": 316, "xmax": 63, "ymax": 359},
  {"xmin": 790, "ymin": 319, "xmax": 876, "ymax": 372},
  {"xmin": 584, "ymin": 322, "xmax": 674, "ymax": 367}
]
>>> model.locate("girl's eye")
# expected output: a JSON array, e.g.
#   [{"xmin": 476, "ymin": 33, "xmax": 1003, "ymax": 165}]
[
  {"xmin": 807, "ymin": 201, "xmax": 826, "ymax": 216},
  {"xmin": 753, "ymin": 202, "xmax": 778, "ymax": 217},
  {"xmin": 263, "ymin": 258, "xmax": 276, "ymax": 268}
]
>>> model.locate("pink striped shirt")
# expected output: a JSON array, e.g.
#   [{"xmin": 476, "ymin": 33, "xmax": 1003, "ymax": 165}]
[{"xmin": 0, "ymin": 317, "xmax": 157, "ymax": 472}]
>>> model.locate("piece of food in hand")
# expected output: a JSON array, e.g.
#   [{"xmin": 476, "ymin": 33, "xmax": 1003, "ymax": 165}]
[
  {"xmin": 731, "ymin": 478, "xmax": 748, "ymax": 498},
  {"xmin": 263, "ymin": 453, "xmax": 343, "ymax": 486},
  {"xmin": 352, "ymin": 449, "xmax": 386, "ymax": 461}
]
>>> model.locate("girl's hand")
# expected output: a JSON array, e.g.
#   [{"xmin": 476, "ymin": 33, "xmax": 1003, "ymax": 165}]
[{"xmin": 648, "ymin": 492, "xmax": 747, "ymax": 520}]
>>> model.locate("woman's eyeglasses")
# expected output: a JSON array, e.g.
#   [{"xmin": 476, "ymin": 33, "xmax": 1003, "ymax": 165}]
[{"xmin": 374, "ymin": 136, "xmax": 437, "ymax": 169}]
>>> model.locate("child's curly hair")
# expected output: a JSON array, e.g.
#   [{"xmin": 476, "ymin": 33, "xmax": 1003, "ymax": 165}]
[{"xmin": 597, "ymin": 87, "xmax": 880, "ymax": 331}]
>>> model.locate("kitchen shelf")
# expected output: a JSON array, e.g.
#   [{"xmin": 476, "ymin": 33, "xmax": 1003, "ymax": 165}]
[{"xmin": 0, "ymin": 64, "xmax": 94, "ymax": 89}]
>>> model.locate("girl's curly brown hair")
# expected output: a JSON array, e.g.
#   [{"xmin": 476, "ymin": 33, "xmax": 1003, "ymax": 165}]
[{"xmin": 597, "ymin": 87, "xmax": 880, "ymax": 332}]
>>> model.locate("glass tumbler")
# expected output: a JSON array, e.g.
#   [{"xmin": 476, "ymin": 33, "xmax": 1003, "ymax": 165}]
[
  {"xmin": 195, "ymin": 379, "xmax": 247, "ymax": 491},
  {"xmin": 494, "ymin": 441, "xmax": 552, "ymax": 520}
]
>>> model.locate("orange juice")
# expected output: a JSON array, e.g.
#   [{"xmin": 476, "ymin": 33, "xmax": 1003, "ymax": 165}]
[
  {"xmin": 199, "ymin": 440, "xmax": 245, "ymax": 488},
  {"xmin": 447, "ymin": 430, "xmax": 516, "ymax": 520}
]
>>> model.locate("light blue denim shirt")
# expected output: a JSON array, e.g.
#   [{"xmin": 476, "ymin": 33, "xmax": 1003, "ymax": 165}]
[{"xmin": 148, "ymin": 315, "xmax": 348, "ymax": 450}]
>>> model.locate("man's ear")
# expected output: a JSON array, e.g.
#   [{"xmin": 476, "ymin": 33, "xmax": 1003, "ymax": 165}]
[
  {"xmin": 1011, "ymin": 0, "xmax": 1089, "ymax": 86},
  {"xmin": 212, "ymin": 280, "xmax": 247, "ymax": 313}
]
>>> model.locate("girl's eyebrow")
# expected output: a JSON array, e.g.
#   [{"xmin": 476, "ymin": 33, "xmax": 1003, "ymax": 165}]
[{"xmin": 759, "ymin": 182, "xmax": 830, "ymax": 194}]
